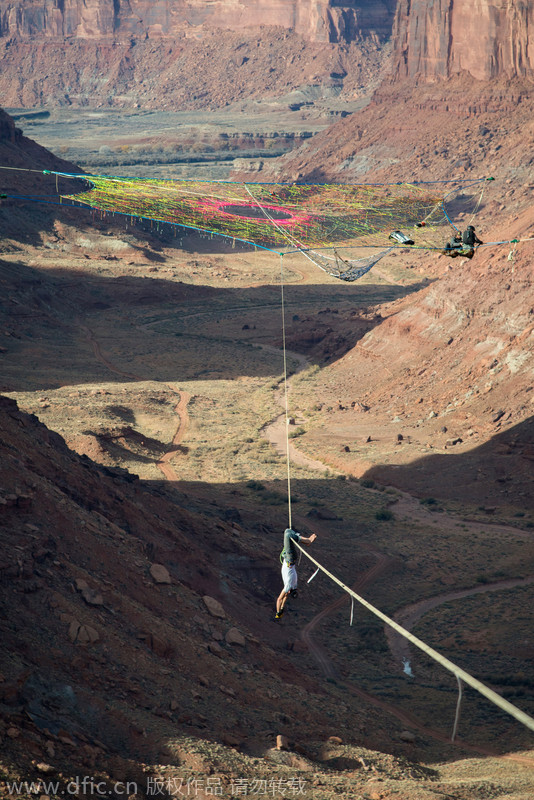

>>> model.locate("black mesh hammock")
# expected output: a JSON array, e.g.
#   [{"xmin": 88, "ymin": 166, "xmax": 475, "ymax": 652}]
[{"xmin": 301, "ymin": 246, "xmax": 396, "ymax": 282}]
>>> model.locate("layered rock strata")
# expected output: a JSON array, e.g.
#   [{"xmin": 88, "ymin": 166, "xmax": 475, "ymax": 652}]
[{"xmin": 0, "ymin": 0, "xmax": 396, "ymax": 43}]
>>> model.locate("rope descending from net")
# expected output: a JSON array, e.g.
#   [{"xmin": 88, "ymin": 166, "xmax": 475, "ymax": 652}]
[{"xmin": 279, "ymin": 253, "xmax": 293, "ymax": 530}]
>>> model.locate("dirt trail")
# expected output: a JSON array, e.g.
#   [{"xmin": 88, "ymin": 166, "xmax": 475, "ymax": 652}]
[
  {"xmin": 392, "ymin": 488, "xmax": 534, "ymax": 539},
  {"xmin": 387, "ymin": 574, "xmax": 534, "ymax": 667},
  {"xmin": 262, "ymin": 412, "xmax": 338, "ymax": 474},
  {"xmin": 258, "ymin": 343, "xmax": 342, "ymax": 474},
  {"xmin": 80, "ymin": 323, "xmax": 144, "ymax": 381},
  {"xmin": 156, "ymin": 389, "xmax": 191, "ymax": 482},
  {"xmin": 239, "ymin": 257, "xmax": 309, "ymax": 286}
]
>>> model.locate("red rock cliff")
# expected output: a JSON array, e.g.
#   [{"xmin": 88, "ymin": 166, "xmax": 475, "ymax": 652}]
[
  {"xmin": 392, "ymin": 0, "xmax": 534, "ymax": 81},
  {"xmin": 0, "ymin": 0, "xmax": 395, "ymax": 43}
]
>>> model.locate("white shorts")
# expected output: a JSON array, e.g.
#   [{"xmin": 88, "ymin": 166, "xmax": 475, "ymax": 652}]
[{"xmin": 282, "ymin": 562, "xmax": 297, "ymax": 593}]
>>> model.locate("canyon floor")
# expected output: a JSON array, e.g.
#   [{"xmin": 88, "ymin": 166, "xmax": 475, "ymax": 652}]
[
  {"xmin": 1, "ymin": 83, "xmax": 534, "ymax": 798},
  {"xmin": 1, "ymin": 205, "xmax": 533, "ymax": 799},
  {"xmin": 7, "ymin": 82, "xmax": 374, "ymax": 181}
]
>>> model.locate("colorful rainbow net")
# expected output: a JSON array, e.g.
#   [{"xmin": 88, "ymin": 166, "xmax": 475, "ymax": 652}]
[{"xmin": 62, "ymin": 176, "xmax": 453, "ymax": 254}]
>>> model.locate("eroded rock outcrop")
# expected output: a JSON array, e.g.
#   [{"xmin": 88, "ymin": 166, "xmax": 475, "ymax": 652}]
[
  {"xmin": 0, "ymin": 107, "xmax": 21, "ymax": 142},
  {"xmin": 392, "ymin": 0, "xmax": 534, "ymax": 81}
]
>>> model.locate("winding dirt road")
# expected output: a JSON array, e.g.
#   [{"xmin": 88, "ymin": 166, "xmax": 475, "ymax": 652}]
[
  {"xmin": 387, "ymin": 574, "xmax": 534, "ymax": 667},
  {"xmin": 80, "ymin": 323, "xmax": 144, "ymax": 381},
  {"xmin": 300, "ymin": 549, "xmax": 395, "ymax": 680},
  {"xmin": 156, "ymin": 389, "xmax": 191, "ymax": 482},
  {"xmin": 258, "ymin": 343, "xmax": 343, "ymax": 475}
]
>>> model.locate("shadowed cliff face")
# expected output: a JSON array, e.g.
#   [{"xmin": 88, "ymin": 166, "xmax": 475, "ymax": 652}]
[
  {"xmin": 392, "ymin": 0, "xmax": 534, "ymax": 81},
  {"xmin": 0, "ymin": 0, "xmax": 396, "ymax": 42},
  {"xmin": 0, "ymin": 106, "xmax": 22, "ymax": 141}
]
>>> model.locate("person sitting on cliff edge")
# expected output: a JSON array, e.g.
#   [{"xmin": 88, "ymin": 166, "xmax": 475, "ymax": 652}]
[
  {"xmin": 443, "ymin": 226, "xmax": 483, "ymax": 259},
  {"xmin": 442, "ymin": 231, "xmax": 463, "ymax": 257},
  {"xmin": 461, "ymin": 225, "xmax": 483, "ymax": 258}
]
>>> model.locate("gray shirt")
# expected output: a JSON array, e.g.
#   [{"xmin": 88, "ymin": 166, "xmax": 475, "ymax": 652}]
[{"xmin": 282, "ymin": 528, "xmax": 301, "ymax": 565}]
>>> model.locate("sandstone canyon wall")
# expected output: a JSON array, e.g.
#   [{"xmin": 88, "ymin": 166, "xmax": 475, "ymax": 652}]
[
  {"xmin": 0, "ymin": 0, "xmax": 396, "ymax": 107},
  {"xmin": 1, "ymin": 0, "xmax": 533, "ymax": 110},
  {"xmin": 0, "ymin": 0, "xmax": 396, "ymax": 43},
  {"xmin": 392, "ymin": 0, "xmax": 534, "ymax": 81}
]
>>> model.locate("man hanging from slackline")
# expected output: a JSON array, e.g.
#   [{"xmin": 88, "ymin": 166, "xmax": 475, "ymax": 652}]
[{"xmin": 275, "ymin": 527, "xmax": 317, "ymax": 620}]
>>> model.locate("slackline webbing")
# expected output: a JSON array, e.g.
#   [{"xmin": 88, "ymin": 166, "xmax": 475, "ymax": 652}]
[{"xmin": 294, "ymin": 540, "xmax": 534, "ymax": 735}]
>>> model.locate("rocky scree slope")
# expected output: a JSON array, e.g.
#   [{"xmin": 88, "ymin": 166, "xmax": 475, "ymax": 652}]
[
  {"xmin": 301, "ymin": 230, "xmax": 534, "ymax": 508},
  {"xmin": 0, "ymin": 393, "xmax": 360, "ymax": 788}
]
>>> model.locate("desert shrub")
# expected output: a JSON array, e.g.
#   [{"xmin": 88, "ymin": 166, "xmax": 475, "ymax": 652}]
[
  {"xmin": 262, "ymin": 491, "xmax": 286, "ymax": 505},
  {"xmin": 246, "ymin": 479, "xmax": 265, "ymax": 491},
  {"xmin": 288, "ymin": 427, "xmax": 305, "ymax": 439}
]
